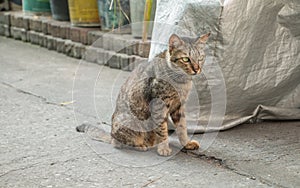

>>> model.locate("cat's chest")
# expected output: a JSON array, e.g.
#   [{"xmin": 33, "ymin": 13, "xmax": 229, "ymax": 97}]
[{"xmin": 150, "ymin": 78, "xmax": 191, "ymax": 108}]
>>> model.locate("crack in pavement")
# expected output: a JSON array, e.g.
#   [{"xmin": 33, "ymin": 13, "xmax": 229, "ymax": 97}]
[
  {"xmin": 0, "ymin": 81, "xmax": 60, "ymax": 106},
  {"xmin": 0, "ymin": 80, "xmax": 288, "ymax": 187},
  {"xmin": 0, "ymin": 162, "xmax": 42, "ymax": 178},
  {"xmin": 183, "ymin": 150, "xmax": 286, "ymax": 188},
  {"xmin": 0, "ymin": 154, "xmax": 91, "ymax": 179},
  {"xmin": 0, "ymin": 80, "xmax": 99, "ymax": 121}
]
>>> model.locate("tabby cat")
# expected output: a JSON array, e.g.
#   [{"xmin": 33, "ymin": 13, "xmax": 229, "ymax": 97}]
[{"xmin": 77, "ymin": 33, "xmax": 210, "ymax": 156}]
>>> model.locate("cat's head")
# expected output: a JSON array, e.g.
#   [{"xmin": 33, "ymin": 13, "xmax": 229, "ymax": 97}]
[{"xmin": 168, "ymin": 33, "xmax": 210, "ymax": 75}]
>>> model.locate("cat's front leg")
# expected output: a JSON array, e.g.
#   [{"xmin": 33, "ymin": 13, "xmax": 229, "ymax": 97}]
[
  {"xmin": 155, "ymin": 121, "xmax": 172, "ymax": 156},
  {"xmin": 171, "ymin": 107, "xmax": 200, "ymax": 150},
  {"xmin": 150, "ymin": 98, "xmax": 172, "ymax": 156}
]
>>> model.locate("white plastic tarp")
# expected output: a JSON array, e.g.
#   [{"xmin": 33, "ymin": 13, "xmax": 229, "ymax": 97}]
[{"xmin": 150, "ymin": 0, "xmax": 300, "ymax": 132}]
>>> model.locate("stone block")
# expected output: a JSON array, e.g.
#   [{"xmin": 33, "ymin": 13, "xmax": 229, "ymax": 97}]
[
  {"xmin": 0, "ymin": 12, "xmax": 11, "ymax": 25},
  {"xmin": 64, "ymin": 41, "xmax": 85, "ymax": 59},
  {"xmin": 41, "ymin": 35, "xmax": 48, "ymax": 48},
  {"xmin": 83, "ymin": 46, "xmax": 99, "ymax": 63},
  {"xmin": 60, "ymin": 24, "xmax": 70, "ymax": 39},
  {"xmin": 0, "ymin": 24, "xmax": 10, "ymax": 37},
  {"xmin": 70, "ymin": 27, "xmax": 97, "ymax": 45},
  {"xmin": 64, "ymin": 40, "xmax": 74, "ymax": 57},
  {"xmin": 10, "ymin": 26, "xmax": 27, "ymax": 41},
  {"xmin": 46, "ymin": 35, "xmax": 57, "ymax": 51},
  {"xmin": 10, "ymin": 13, "xmax": 23, "ymax": 28},
  {"xmin": 29, "ymin": 17, "xmax": 42, "ymax": 32},
  {"xmin": 88, "ymin": 31, "xmax": 103, "ymax": 46},
  {"xmin": 112, "ymin": 36, "xmax": 127, "ymax": 53},
  {"xmin": 70, "ymin": 27, "xmax": 81, "ymax": 43},
  {"xmin": 72, "ymin": 43, "xmax": 86, "ymax": 59},
  {"xmin": 127, "ymin": 55, "xmax": 145, "ymax": 71},
  {"xmin": 52, "ymin": 24, "xmax": 61, "ymax": 38},
  {"xmin": 41, "ymin": 19, "xmax": 49, "ymax": 34},
  {"xmin": 120, "ymin": 54, "xmax": 130, "ymax": 71},
  {"xmin": 102, "ymin": 34, "xmax": 114, "ymax": 51},
  {"xmin": 22, "ymin": 17, "xmax": 30, "ymax": 30},
  {"xmin": 56, "ymin": 38, "xmax": 65, "ymax": 53},
  {"xmin": 125, "ymin": 39, "xmax": 139, "ymax": 56},
  {"xmin": 96, "ymin": 48, "xmax": 106, "ymax": 65},
  {"xmin": 27, "ymin": 30, "xmax": 41, "ymax": 45},
  {"xmin": 108, "ymin": 51, "xmax": 120, "ymax": 69}
]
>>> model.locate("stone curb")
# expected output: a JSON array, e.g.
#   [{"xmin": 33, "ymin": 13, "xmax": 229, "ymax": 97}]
[{"xmin": 0, "ymin": 11, "xmax": 150, "ymax": 70}]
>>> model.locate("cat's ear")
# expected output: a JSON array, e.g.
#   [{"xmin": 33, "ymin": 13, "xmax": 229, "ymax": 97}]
[
  {"xmin": 196, "ymin": 32, "xmax": 211, "ymax": 44},
  {"xmin": 169, "ymin": 34, "xmax": 184, "ymax": 52}
]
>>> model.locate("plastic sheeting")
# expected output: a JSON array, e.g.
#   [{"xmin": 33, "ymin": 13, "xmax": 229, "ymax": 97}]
[{"xmin": 150, "ymin": 0, "xmax": 300, "ymax": 132}]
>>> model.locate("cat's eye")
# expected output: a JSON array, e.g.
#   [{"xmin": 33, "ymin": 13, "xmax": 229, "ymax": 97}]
[{"xmin": 182, "ymin": 57, "xmax": 190, "ymax": 62}]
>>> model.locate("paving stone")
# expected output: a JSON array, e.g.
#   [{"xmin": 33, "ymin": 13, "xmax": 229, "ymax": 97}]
[
  {"xmin": 64, "ymin": 41, "xmax": 85, "ymax": 59},
  {"xmin": 70, "ymin": 27, "xmax": 98, "ymax": 45},
  {"xmin": 0, "ymin": 11, "xmax": 151, "ymax": 70},
  {"xmin": 56, "ymin": 38, "xmax": 65, "ymax": 53},
  {"xmin": 22, "ymin": 16, "xmax": 30, "ymax": 30},
  {"xmin": 64, "ymin": 40, "xmax": 74, "ymax": 57},
  {"xmin": 83, "ymin": 46, "xmax": 99, "ymax": 63},
  {"xmin": 27, "ymin": 30, "xmax": 41, "ymax": 45},
  {"xmin": 72, "ymin": 42, "xmax": 86, "ymax": 59},
  {"xmin": 108, "ymin": 52, "xmax": 120, "ymax": 69},
  {"xmin": 96, "ymin": 48, "xmax": 106, "ymax": 65},
  {"xmin": 102, "ymin": 34, "xmax": 114, "ymax": 51},
  {"xmin": 29, "ymin": 17, "xmax": 42, "ymax": 32},
  {"xmin": 60, "ymin": 23, "xmax": 71, "ymax": 39},
  {"xmin": 46, "ymin": 35, "xmax": 57, "ymax": 51},
  {"xmin": 88, "ymin": 31, "xmax": 103, "ymax": 46},
  {"xmin": 70, "ymin": 27, "xmax": 80, "ymax": 43},
  {"xmin": 10, "ymin": 13, "xmax": 23, "ymax": 28},
  {"xmin": 41, "ymin": 19, "xmax": 49, "ymax": 34},
  {"xmin": 0, "ymin": 12, "xmax": 11, "ymax": 25},
  {"xmin": 10, "ymin": 26, "xmax": 27, "ymax": 41},
  {"xmin": 119, "ymin": 54, "xmax": 130, "ymax": 71},
  {"xmin": 112, "ymin": 36, "xmax": 127, "ymax": 54},
  {"xmin": 0, "ymin": 24, "xmax": 10, "ymax": 37},
  {"xmin": 125, "ymin": 39, "xmax": 139, "ymax": 56},
  {"xmin": 41, "ymin": 34, "xmax": 48, "ymax": 48}
]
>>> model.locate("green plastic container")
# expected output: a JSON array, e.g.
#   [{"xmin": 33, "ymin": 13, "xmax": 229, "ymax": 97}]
[
  {"xmin": 23, "ymin": 0, "xmax": 51, "ymax": 14},
  {"xmin": 97, "ymin": 0, "xmax": 130, "ymax": 32}
]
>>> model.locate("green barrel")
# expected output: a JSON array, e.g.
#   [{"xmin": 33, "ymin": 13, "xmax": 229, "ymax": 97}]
[{"xmin": 23, "ymin": 0, "xmax": 51, "ymax": 13}]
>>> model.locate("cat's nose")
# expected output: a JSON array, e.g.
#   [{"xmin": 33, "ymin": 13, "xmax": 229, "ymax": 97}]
[
  {"xmin": 193, "ymin": 69, "xmax": 200, "ymax": 75},
  {"xmin": 191, "ymin": 63, "xmax": 200, "ymax": 75}
]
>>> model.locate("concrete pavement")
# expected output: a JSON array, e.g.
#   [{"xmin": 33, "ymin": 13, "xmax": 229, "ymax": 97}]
[{"xmin": 0, "ymin": 36, "xmax": 299, "ymax": 187}]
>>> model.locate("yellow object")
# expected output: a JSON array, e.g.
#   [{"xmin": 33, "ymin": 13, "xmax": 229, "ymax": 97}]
[{"xmin": 68, "ymin": 0, "xmax": 100, "ymax": 27}]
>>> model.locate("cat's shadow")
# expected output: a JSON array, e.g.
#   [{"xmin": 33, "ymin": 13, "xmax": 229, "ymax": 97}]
[{"xmin": 81, "ymin": 131, "xmax": 185, "ymax": 167}]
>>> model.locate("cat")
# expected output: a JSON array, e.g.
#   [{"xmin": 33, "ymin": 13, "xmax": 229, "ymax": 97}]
[{"xmin": 77, "ymin": 32, "xmax": 210, "ymax": 156}]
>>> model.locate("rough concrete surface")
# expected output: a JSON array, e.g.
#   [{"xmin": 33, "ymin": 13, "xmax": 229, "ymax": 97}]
[{"xmin": 0, "ymin": 37, "xmax": 299, "ymax": 188}]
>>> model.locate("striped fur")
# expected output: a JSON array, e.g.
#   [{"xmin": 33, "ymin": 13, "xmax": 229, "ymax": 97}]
[{"xmin": 111, "ymin": 33, "xmax": 210, "ymax": 156}]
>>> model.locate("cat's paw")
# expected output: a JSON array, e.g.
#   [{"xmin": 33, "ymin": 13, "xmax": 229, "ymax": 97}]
[
  {"xmin": 135, "ymin": 145, "xmax": 148, "ymax": 152},
  {"xmin": 184, "ymin": 140, "xmax": 200, "ymax": 150},
  {"xmin": 157, "ymin": 147, "xmax": 172, "ymax": 156}
]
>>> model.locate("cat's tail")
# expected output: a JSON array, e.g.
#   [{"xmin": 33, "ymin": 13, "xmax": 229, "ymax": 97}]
[{"xmin": 76, "ymin": 123, "xmax": 112, "ymax": 143}]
